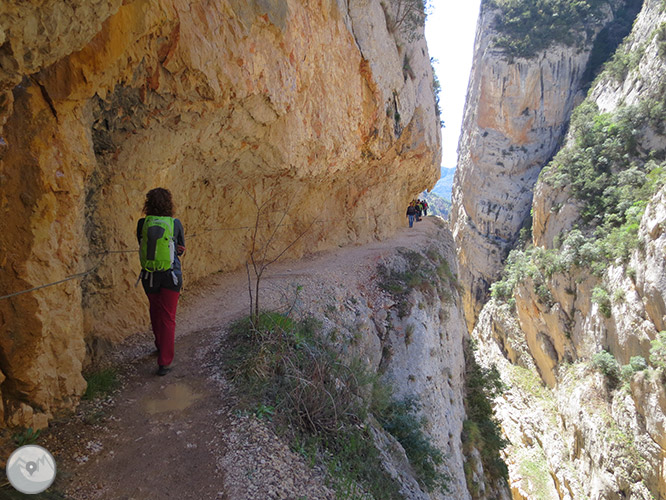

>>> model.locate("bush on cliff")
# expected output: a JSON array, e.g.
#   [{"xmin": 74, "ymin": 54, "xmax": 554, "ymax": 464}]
[
  {"xmin": 591, "ymin": 286, "xmax": 612, "ymax": 318},
  {"xmin": 485, "ymin": 0, "xmax": 606, "ymax": 58},
  {"xmin": 621, "ymin": 356, "xmax": 648, "ymax": 383},
  {"xmin": 382, "ymin": 0, "xmax": 428, "ymax": 41},
  {"xmin": 592, "ymin": 350, "xmax": 621, "ymax": 385},
  {"xmin": 545, "ymin": 101, "xmax": 648, "ymax": 225},
  {"xmin": 462, "ymin": 343, "xmax": 509, "ymax": 494},
  {"xmin": 490, "ymin": 245, "xmax": 558, "ymax": 307},
  {"xmin": 650, "ymin": 331, "xmax": 666, "ymax": 369},
  {"xmin": 224, "ymin": 312, "xmax": 400, "ymax": 498},
  {"xmin": 493, "ymin": 96, "xmax": 666, "ymax": 310},
  {"xmin": 378, "ymin": 397, "xmax": 450, "ymax": 492},
  {"xmin": 379, "ymin": 248, "xmax": 458, "ymax": 317},
  {"xmin": 223, "ymin": 312, "xmax": 449, "ymax": 497},
  {"xmin": 542, "ymin": 98, "xmax": 666, "ymax": 263}
]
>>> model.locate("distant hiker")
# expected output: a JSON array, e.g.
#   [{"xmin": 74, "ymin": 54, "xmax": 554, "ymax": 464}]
[
  {"xmin": 422, "ymin": 200, "xmax": 428, "ymax": 217},
  {"xmin": 137, "ymin": 187, "xmax": 186, "ymax": 376},
  {"xmin": 406, "ymin": 202, "xmax": 417, "ymax": 228},
  {"xmin": 415, "ymin": 200, "xmax": 423, "ymax": 221}
]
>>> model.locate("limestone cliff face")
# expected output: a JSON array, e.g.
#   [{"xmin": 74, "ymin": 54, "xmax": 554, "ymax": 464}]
[
  {"xmin": 466, "ymin": 0, "xmax": 666, "ymax": 498},
  {"xmin": 451, "ymin": 1, "xmax": 621, "ymax": 331},
  {"xmin": 0, "ymin": 0, "xmax": 440, "ymax": 428},
  {"xmin": 321, "ymin": 223, "xmax": 475, "ymax": 499},
  {"xmin": 332, "ymin": 222, "xmax": 509, "ymax": 499}
]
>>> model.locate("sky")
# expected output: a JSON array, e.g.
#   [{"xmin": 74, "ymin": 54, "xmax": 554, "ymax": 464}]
[{"xmin": 425, "ymin": 0, "xmax": 482, "ymax": 170}]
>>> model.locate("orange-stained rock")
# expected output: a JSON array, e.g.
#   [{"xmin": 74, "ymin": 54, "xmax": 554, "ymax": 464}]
[{"xmin": 0, "ymin": 0, "xmax": 440, "ymax": 427}]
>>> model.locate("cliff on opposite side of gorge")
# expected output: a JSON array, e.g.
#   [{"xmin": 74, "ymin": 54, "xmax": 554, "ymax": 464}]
[{"xmin": 453, "ymin": 0, "xmax": 666, "ymax": 497}]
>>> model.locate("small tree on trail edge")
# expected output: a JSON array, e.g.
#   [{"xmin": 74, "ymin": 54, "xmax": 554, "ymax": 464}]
[{"xmin": 241, "ymin": 181, "xmax": 317, "ymax": 324}]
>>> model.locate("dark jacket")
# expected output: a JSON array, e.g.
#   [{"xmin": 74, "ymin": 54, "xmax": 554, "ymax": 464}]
[
  {"xmin": 406, "ymin": 206, "xmax": 417, "ymax": 216},
  {"xmin": 137, "ymin": 217, "xmax": 185, "ymax": 293}
]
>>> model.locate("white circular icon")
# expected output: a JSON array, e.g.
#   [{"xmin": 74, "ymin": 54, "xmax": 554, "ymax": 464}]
[{"xmin": 6, "ymin": 445, "xmax": 57, "ymax": 494}]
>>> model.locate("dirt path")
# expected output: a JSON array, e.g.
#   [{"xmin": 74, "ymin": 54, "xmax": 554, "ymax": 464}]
[{"xmin": 39, "ymin": 218, "xmax": 440, "ymax": 500}]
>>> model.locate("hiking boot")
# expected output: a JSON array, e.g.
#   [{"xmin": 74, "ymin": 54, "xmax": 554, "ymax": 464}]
[{"xmin": 157, "ymin": 365, "xmax": 170, "ymax": 376}]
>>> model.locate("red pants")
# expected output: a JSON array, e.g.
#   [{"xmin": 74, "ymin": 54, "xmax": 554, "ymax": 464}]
[{"xmin": 147, "ymin": 288, "xmax": 180, "ymax": 367}]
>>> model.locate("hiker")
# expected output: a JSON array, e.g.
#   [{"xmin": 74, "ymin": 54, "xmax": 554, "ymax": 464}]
[
  {"xmin": 406, "ymin": 202, "xmax": 417, "ymax": 228},
  {"xmin": 422, "ymin": 199, "xmax": 428, "ymax": 217},
  {"xmin": 415, "ymin": 200, "xmax": 423, "ymax": 221},
  {"xmin": 136, "ymin": 187, "xmax": 186, "ymax": 376}
]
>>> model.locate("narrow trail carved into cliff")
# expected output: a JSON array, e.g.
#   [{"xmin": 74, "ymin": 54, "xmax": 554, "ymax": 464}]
[{"xmin": 41, "ymin": 218, "xmax": 439, "ymax": 500}]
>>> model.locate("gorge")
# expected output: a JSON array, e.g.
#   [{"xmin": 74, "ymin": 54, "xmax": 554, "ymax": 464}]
[{"xmin": 453, "ymin": 0, "xmax": 666, "ymax": 498}]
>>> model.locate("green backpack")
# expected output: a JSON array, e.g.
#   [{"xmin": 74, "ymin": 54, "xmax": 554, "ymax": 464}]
[{"xmin": 139, "ymin": 216, "xmax": 175, "ymax": 272}]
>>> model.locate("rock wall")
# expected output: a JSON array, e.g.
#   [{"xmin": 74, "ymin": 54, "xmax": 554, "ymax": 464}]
[
  {"xmin": 464, "ymin": 0, "xmax": 666, "ymax": 497},
  {"xmin": 377, "ymin": 231, "xmax": 472, "ymax": 500},
  {"xmin": 474, "ymin": 301, "xmax": 663, "ymax": 500},
  {"xmin": 0, "ymin": 0, "xmax": 440, "ymax": 428},
  {"xmin": 450, "ymin": 0, "xmax": 621, "ymax": 331},
  {"xmin": 318, "ymin": 220, "xmax": 509, "ymax": 499}
]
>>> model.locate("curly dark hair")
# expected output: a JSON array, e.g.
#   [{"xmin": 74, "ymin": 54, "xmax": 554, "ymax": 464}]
[{"xmin": 143, "ymin": 187, "xmax": 174, "ymax": 216}]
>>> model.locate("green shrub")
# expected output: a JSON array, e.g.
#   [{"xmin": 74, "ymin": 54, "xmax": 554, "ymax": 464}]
[
  {"xmin": 543, "ymin": 102, "xmax": 637, "ymax": 221},
  {"xmin": 491, "ymin": 245, "xmax": 564, "ymax": 305},
  {"xmin": 379, "ymin": 248, "xmax": 457, "ymax": 316},
  {"xmin": 83, "ymin": 368, "xmax": 120, "ymax": 400},
  {"xmin": 627, "ymin": 267, "xmax": 637, "ymax": 280},
  {"xmin": 582, "ymin": 0, "xmax": 644, "ymax": 86},
  {"xmin": 592, "ymin": 286, "xmax": 612, "ymax": 318},
  {"xmin": 490, "ymin": 247, "xmax": 540, "ymax": 302},
  {"xmin": 650, "ymin": 331, "xmax": 666, "ymax": 369},
  {"xmin": 612, "ymin": 288, "xmax": 626, "ymax": 303},
  {"xmin": 621, "ymin": 356, "xmax": 648, "ymax": 382},
  {"xmin": 462, "ymin": 345, "xmax": 509, "ymax": 491},
  {"xmin": 12, "ymin": 427, "xmax": 41, "ymax": 447},
  {"xmin": 592, "ymin": 350, "xmax": 621, "ymax": 382},
  {"xmin": 605, "ymin": 42, "xmax": 645, "ymax": 81},
  {"xmin": 224, "ymin": 312, "xmax": 436, "ymax": 498},
  {"xmin": 489, "ymin": 12, "xmax": 666, "ymax": 306},
  {"xmin": 322, "ymin": 426, "xmax": 401, "ymax": 499},
  {"xmin": 541, "ymin": 100, "xmax": 666, "ymax": 238},
  {"xmin": 225, "ymin": 313, "xmax": 365, "ymax": 434},
  {"xmin": 383, "ymin": 0, "xmax": 428, "ymax": 41},
  {"xmin": 405, "ymin": 323, "xmax": 415, "ymax": 346},
  {"xmin": 486, "ymin": 0, "xmax": 642, "ymax": 65},
  {"xmin": 629, "ymin": 355, "xmax": 648, "ymax": 371},
  {"xmin": 379, "ymin": 397, "xmax": 450, "ymax": 492},
  {"xmin": 656, "ymin": 22, "xmax": 666, "ymax": 59},
  {"xmin": 485, "ymin": 0, "xmax": 606, "ymax": 59},
  {"xmin": 378, "ymin": 250, "xmax": 428, "ymax": 317},
  {"xmin": 254, "ymin": 403, "xmax": 275, "ymax": 420},
  {"xmin": 499, "ymin": 98, "xmax": 666, "ymax": 293},
  {"xmin": 432, "ymin": 59, "xmax": 443, "ymax": 121},
  {"xmin": 621, "ymin": 363, "xmax": 635, "ymax": 382}
]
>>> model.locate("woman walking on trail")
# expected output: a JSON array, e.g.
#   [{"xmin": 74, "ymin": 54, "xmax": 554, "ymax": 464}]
[
  {"xmin": 406, "ymin": 202, "xmax": 417, "ymax": 228},
  {"xmin": 137, "ymin": 188, "xmax": 186, "ymax": 376}
]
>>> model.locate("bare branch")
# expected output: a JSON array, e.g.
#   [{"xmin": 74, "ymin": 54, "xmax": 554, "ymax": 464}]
[
  {"xmin": 243, "ymin": 180, "xmax": 315, "ymax": 321},
  {"xmin": 260, "ymin": 205, "xmax": 291, "ymax": 269},
  {"xmin": 245, "ymin": 261, "xmax": 254, "ymax": 321},
  {"xmin": 264, "ymin": 218, "xmax": 317, "ymax": 268}
]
